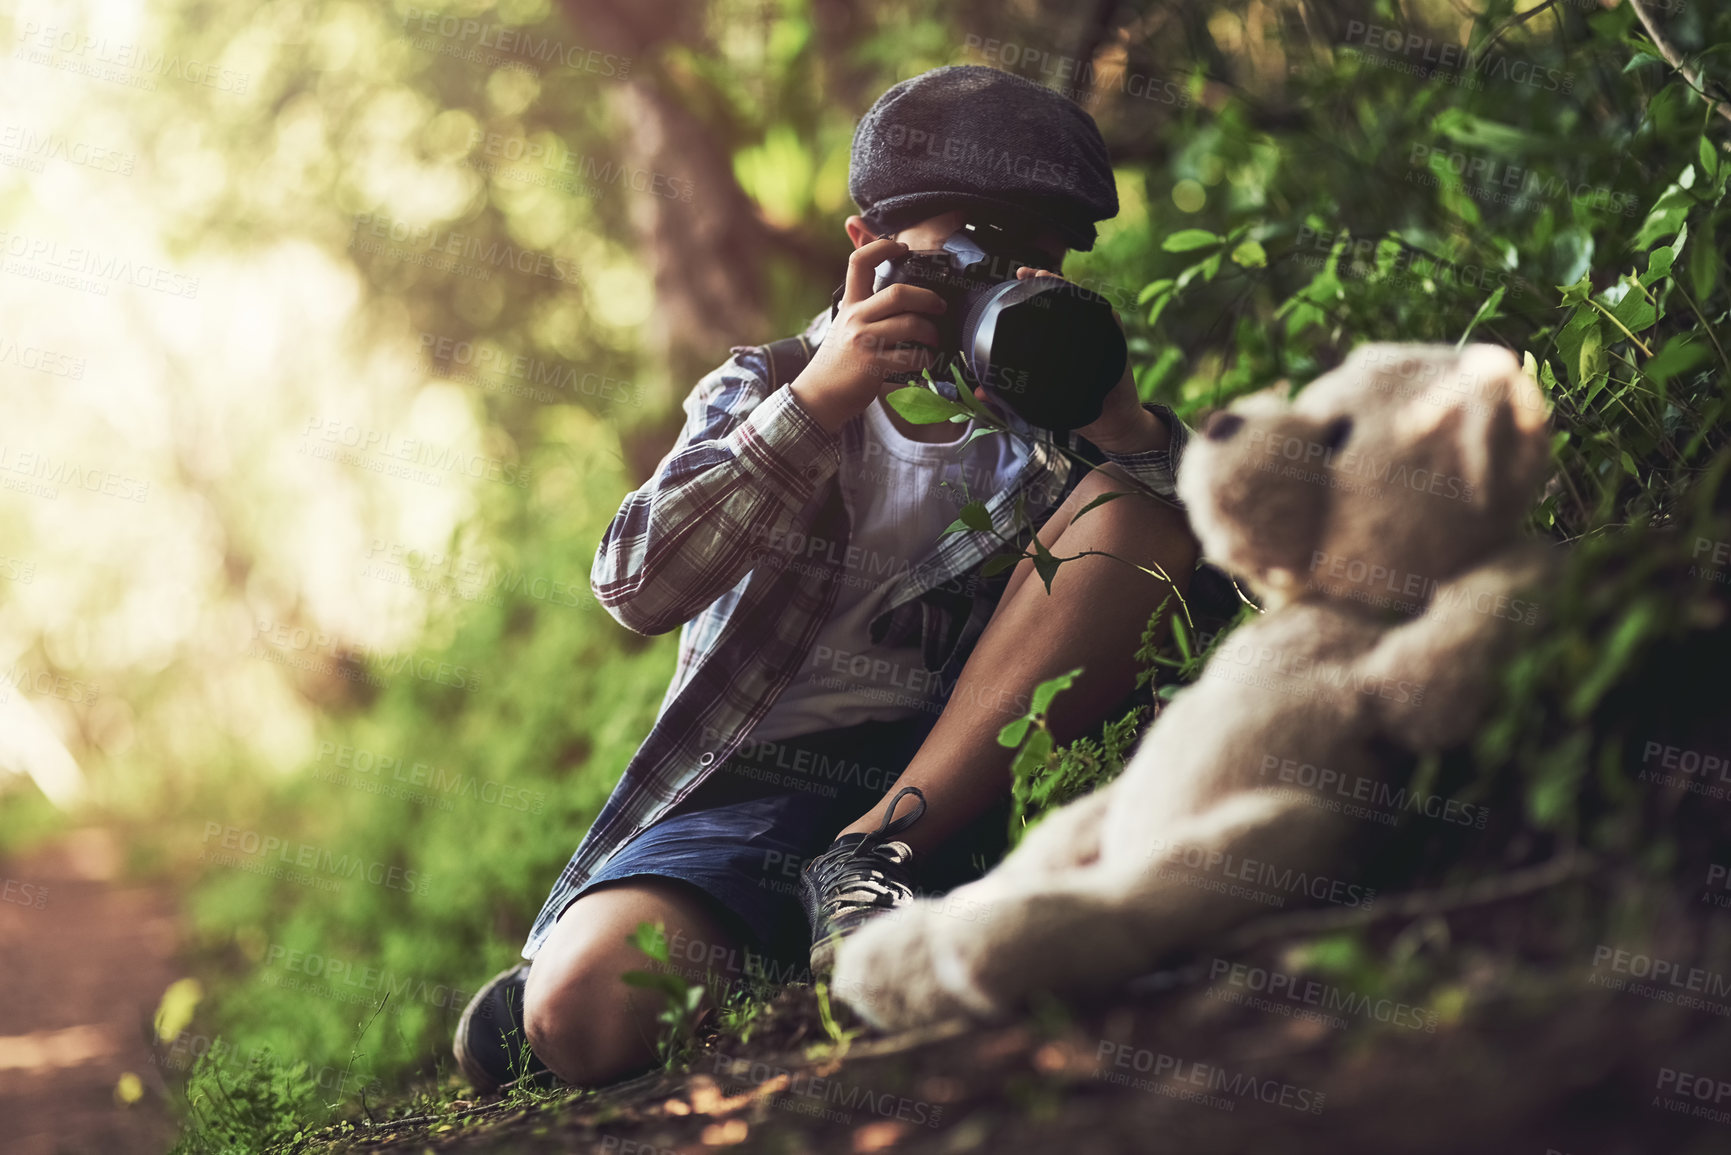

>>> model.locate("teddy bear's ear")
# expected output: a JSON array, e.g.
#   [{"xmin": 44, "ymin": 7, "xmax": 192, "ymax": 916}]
[{"xmin": 1393, "ymin": 345, "xmax": 1549, "ymax": 503}]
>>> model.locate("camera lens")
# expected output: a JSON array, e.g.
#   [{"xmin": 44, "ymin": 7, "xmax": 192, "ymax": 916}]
[{"xmin": 966, "ymin": 278, "xmax": 1125, "ymax": 432}]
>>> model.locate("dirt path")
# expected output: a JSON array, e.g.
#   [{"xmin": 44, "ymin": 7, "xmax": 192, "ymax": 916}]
[{"xmin": 0, "ymin": 828, "xmax": 182, "ymax": 1155}]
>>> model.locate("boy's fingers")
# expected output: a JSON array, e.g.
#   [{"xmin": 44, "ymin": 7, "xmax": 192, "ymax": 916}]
[
  {"xmin": 869, "ymin": 312, "xmax": 942, "ymax": 350},
  {"xmin": 854, "ymin": 282, "xmax": 947, "ymax": 325},
  {"xmin": 844, "ymin": 239, "xmax": 907, "ymax": 306}
]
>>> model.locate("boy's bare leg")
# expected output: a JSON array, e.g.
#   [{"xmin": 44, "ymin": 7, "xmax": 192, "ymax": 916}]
[
  {"xmin": 834, "ymin": 463, "xmax": 1199, "ymax": 853},
  {"xmin": 522, "ymin": 878, "xmax": 745, "ymax": 1086}
]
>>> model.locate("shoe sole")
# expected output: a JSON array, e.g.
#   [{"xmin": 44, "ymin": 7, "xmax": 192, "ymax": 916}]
[
  {"xmin": 809, "ymin": 931, "xmax": 843, "ymax": 978},
  {"xmin": 453, "ymin": 963, "xmax": 529, "ymax": 1094}
]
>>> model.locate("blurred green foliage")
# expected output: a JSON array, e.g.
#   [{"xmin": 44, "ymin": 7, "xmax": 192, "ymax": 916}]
[{"xmin": 1010, "ymin": 0, "xmax": 1731, "ymax": 845}]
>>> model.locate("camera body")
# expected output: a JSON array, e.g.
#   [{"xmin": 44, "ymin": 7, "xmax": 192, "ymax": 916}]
[{"xmin": 871, "ymin": 222, "xmax": 1126, "ymax": 432}]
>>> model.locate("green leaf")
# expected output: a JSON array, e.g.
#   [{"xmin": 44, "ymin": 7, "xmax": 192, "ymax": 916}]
[
  {"xmin": 1174, "ymin": 262, "xmax": 1204, "ymax": 292},
  {"xmin": 621, "ymin": 969, "xmax": 687, "ymax": 999},
  {"xmin": 1609, "ymin": 279, "xmax": 1658, "ymax": 333},
  {"xmin": 1645, "ymin": 333, "xmax": 1713, "ymax": 385},
  {"xmin": 1031, "ymin": 536, "xmax": 1062, "ymax": 594},
  {"xmin": 1030, "ymin": 667, "xmax": 1083, "ymax": 716},
  {"xmin": 1633, "ymin": 176, "xmax": 1696, "ymax": 249},
  {"xmin": 885, "ymin": 386, "xmax": 972, "ymax": 424},
  {"xmin": 1230, "ymin": 239, "xmax": 1267, "ymax": 268},
  {"xmin": 1557, "ymin": 273, "xmax": 1594, "ymax": 307},
  {"xmin": 1578, "ymin": 325, "xmax": 1607, "ymax": 391},
  {"xmin": 956, "ymin": 500, "xmax": 992, "ymax": 532},
  {"xmin": 1702, "ymin": 137, "xmax": 1722, "ymax": 179},
  {"xmin": 1690, "ymin": 218, "xmax": 1720, "ymax": 301},
  {"xmin": 1136, "ymin": 346, "xmax": 1185, "ymax": 400},
  {"xmin": 1528, "ymin": 735, "xmax": 1588, "ymax": 828},
  {"xmin": 1070, "ymin": 490, "xmax": 1128, "ymax": 525},
  {"xmin": 1644, "ymin": 245, "xmax": 1677, "ymax": 284},
  {"xmin": 628, "ymin": 920, "xmax": 670, "ymax": 963},
  {"xmin": 1136, "ymin": 278, "xmax": 1175, "ymax": 305},
  {"xmin": 1555, "ymin": 308, "xmax": 1598, "ymax": 389},
  {"xmin": 1457, "ymin": 285, "xmax": 1507, "ymax": 347},
  {"xmin": 1584, "ymin": 369, "xmax": 1612, "ymax": 408},
  {"xmin": 945, "ymin": 366, "xmax": 997, "ymax": 422},
  {"xmin": 1567, "ymin": 600, "xmax": 1659, "ymax": 718},
  {"xmin": 997, "ymin": 716, "xmax": 1031, "ymax": 747},
  {"xmin": 1162, "ymin": 229, "xmax": 1225, "ymax": 253},
  {"xmin": 1171, "ymin": 614, "xmax": 1192, "ymax": 663},
  {"xmin": 1010, "ymin": 727, "xmax": 1054, "ymax": 780},
  {"xmin": 1431, "ymin": 108, "xmax": 1549, "ymax": 154},
  {"xmin": 981, "ymin": 551, "xmax": 1023, "ymax": 578},
  {"xmin": 1539, "ymin": 357, "xmax": 1562, "ymax": 398}
]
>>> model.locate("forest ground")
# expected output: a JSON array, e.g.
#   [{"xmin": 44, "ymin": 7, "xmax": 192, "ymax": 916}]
[
  {"xmin": 0, "ymin": 830, "xmax": 182, "ymax": 1155},
  {"xmin": 281, "ymin": 876, "xmax": 1728, "ymax": 1155}
]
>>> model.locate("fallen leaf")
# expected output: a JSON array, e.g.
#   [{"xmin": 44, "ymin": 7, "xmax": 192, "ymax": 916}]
[
  {"xmin": 1033, "ymin": 1043, "xmax": 1069, "ymax": 1073},
  {"xmin": 853, "ymin": 1120, "xmax": 908, "ymax": 1151},
  {"xmin": 918, "ymin": 1076, "xmax": 962, "ymax": 1103},
  {"xmin": 701, "ymin": 1118, "xmax": 749, "ymax": 1145}
]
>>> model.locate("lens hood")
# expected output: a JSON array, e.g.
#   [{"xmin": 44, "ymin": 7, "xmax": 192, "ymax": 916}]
[{"xmin": 966, "ymin": 277, "xmax": 1126, "ymax": 432}]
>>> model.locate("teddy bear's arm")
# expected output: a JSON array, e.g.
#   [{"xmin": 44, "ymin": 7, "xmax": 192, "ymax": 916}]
[
  {"xmin": 832, "ymin": 787, "xmax": 1348, "ymax": 1030},
  {"xmin": 1357, "ymin": 546, "xmax": 1556, "ymax": 750}
]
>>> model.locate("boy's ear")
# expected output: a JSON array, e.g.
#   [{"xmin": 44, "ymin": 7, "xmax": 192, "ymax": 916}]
[{"xmin": 845, "ymin": 215, "xmax": 880, "ymax": 249}]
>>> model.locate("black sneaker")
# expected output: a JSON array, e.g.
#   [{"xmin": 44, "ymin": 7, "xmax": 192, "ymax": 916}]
[
  {"xmin": 452, "ymin": 963, "xmax": 555, "ymax": 1094},
  {"xmin": 800, "ymin": 786, "xmax": 927, "ymax": 975}
]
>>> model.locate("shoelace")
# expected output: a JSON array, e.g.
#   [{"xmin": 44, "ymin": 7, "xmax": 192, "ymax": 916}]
[{"xmin": 817, "ymin": 786, "xmax": 928, "ymax": 916}]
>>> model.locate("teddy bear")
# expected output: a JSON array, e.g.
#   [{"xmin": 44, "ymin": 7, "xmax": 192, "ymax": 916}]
[{"xmin": 830, "ymin": 342, "xmax": 1557, "ymax": 1030}]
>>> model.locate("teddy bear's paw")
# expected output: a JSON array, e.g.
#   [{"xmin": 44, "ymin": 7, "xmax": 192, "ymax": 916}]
[{"xmin": 830, "ymin": 904, "xmax": 985, "ymax": 1031}]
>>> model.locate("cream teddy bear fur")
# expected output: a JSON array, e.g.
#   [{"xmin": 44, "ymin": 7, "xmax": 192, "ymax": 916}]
[{"xmin": 831, "ymin": 343, "xmax": 1556, "ymax": 1030}]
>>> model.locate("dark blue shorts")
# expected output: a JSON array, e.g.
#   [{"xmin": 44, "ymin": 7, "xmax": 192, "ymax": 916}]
[{"xmin": 569, "ymin": 715, "xmax": 1009, "ymax": 978}]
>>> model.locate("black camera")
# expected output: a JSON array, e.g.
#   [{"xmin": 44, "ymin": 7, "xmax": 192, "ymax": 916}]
[{"xmin": 869, "ymin": 221, "xmax": 1126, "ymax": 432}]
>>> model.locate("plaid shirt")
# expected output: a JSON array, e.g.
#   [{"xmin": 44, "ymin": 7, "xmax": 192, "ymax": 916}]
[{"xmin": 523, "ymin": 309, "xmax": 1194, "ymax": 958}]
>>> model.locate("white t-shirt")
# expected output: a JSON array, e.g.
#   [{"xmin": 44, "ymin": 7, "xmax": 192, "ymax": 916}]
[{"xmin": 750, "ymin": 393, "xmax": 1029, "ymax": 743}]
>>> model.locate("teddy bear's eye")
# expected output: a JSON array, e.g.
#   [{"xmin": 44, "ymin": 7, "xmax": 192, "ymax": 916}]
[
  {"xmin": 1203, "ymin": 411, "xmax": 1245, "ymax": 441},
  {"xmin": 1319, "ymin": 416, "xmax": 1353, "ymax": 453}
]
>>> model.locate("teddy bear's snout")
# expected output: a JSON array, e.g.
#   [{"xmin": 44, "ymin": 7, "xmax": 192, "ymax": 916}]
[{"xmin": 1202, "ymin": 411, "xmax": 1245, "ymax": 441}]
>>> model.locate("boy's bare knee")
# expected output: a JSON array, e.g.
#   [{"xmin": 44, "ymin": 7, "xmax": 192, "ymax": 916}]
[
  {"xmin": 523, "ymin": 954, "xmax": 654, "ymax": 1087},
  {"xmin": 520, "ymin": 881, "xmax": 738, "ymax": 1087}
]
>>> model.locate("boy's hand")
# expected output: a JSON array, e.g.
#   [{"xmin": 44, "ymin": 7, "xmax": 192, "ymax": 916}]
[
  {"xmin": 1015, "ymin": 267, "xmax": 1169, "ymax": 455},
  {"xmin": 789, "ymin": 238, "xmax": 948, "ymax": 434}
]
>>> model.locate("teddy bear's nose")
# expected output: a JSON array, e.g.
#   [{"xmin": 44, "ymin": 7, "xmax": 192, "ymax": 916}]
[{"xmin": 1203, "ymin": 411, "xmax": 1245, "ymax": 441}]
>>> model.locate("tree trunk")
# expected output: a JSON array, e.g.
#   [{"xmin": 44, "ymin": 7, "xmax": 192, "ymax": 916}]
[{"xmin": 558, "ymin": 0, "xmax": 773, "ymax": 403}]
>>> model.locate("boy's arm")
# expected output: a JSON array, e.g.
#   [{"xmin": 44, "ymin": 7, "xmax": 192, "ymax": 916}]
[
  {"xmin": 590, "ymin": 353, "xmax": 840, "ymax": 636},
  {"xmin": 592, "ymin": 237, "xmax": 945, "ymax": 635},
  {"xmin": 1080, "ymin": 401, "xmax": 1194, "ymax": 502}
]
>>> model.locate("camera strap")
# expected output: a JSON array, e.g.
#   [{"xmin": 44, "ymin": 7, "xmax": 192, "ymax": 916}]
[
  {"xmin": 761, "ymin": 334, "xmax": 817, "ymax": 392},
  {"xmin": 755, "ymin": 282, "xmax": 847, "ymax": 390}
]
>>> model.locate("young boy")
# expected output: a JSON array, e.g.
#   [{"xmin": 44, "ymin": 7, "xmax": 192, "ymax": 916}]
[{"xmin": 454, "ymin": 64, "xmax": 1200, "ymax": 1092}]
